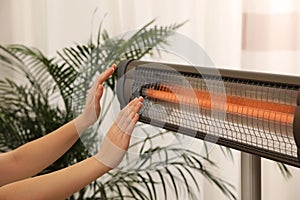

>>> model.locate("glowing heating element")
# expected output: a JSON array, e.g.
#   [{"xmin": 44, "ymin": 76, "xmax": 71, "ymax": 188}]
[
  {"xmin": 117, "ymin": 60, "xmax": 300, "ymax": 167},
  {"xmin": 145, "ymin": 86, "xmax": 295, "ymax": 124}
]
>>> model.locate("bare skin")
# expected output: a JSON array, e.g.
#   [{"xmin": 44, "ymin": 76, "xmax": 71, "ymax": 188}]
[{"xmin": 0, "ymin": 64, "xmax": 143, "ymax": 200}]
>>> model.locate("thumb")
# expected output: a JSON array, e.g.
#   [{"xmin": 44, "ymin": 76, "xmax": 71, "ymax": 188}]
[
  {"xmin": 96, "ymin": 84, "xmax": 104, "ymax": 100},
  {"xmin": 95, "ymin": 84, "xmax": 104, "ymax": 116}
]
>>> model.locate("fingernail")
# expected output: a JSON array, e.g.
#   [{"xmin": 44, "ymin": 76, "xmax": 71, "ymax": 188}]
[{"xmin": 112, "ymin": 64, "xmax": 117, "ymax": 71}]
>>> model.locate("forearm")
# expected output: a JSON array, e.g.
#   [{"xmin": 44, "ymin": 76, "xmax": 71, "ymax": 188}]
[
  {"xmin": 0, "ymin": 95, "xmax": 142, "ymax": 199},
  {"xmin": 2, "ymin": 120, "xmax": 82, "ymax": 185},
  {"xmin": 0, "ymin": 157, "xmax": 109, "ymax": 200}
]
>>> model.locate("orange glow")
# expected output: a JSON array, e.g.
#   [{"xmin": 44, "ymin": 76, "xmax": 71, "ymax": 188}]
[{"xmin": 145, "ymin": 86, "xmax": 296, "ymax": 124}]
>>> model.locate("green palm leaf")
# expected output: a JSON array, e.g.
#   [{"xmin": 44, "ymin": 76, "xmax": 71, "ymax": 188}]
[{"xmin": 0, "ymin": 19, "xmax": 242, "ymax": 200}]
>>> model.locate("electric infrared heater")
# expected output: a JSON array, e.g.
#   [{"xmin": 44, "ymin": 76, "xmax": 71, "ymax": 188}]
[
  {"xmin": 117, "ymin": 60, "xmax": 300, "ymax": 200},
  {"xmin": 116, "ymin": 60, "xmax": 300, "ymax": 168}
]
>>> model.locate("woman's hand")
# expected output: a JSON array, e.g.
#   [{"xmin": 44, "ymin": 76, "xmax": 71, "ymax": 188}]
[
  {"xmin": 95, "ymin": 97, "xmax": 144, "ymax": 169},
  {"xmin": 74, "ymin": 64, "xmax": 117, "ymax": 134}
]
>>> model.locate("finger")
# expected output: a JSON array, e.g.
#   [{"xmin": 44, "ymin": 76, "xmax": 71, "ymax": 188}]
[
  {"xmin": 94, "ymin": 85, "xmax": 104, "ymax": 116},
  {"xmin": 124, "ymin": 96, "xmax": 143, "ymax": 107},
  {"xmin": 116, "ymin": 98, "xmax": 139, "ymax": 131},
  {"xmin": 125, "ymin": 113, "xmax": 139, "ymax": 136},
  {"xmin": 138, "ymin": 96, "xmax": 144, "ymax": 103},
  {"xmin": 90, "ymin": 64, "xmax": 116, "ymax": 93},
  {"xmin": 120, "ymin": 98, "xmax": 139, "ymax": 117},
  {"xmin": 116, "ymin": 98, "xmax": 138, "ymax": 121},
  {"xmin": 123, "ymin": 97, "xmax": 143, "ymax": 122},
  {"xmin": 123, "ymin": 101, "xmax": 142, "ymax": 131},
  {"xmin": 95, "ymin": 84, "xmax": 104, "ymax": 100},
  {"xmin": 99, "ymin": 64, "xmax": 117, "ymax": 84},
  {"xmin": 127, "ymin": 100, "xmax": 142, "ymax": 121}
]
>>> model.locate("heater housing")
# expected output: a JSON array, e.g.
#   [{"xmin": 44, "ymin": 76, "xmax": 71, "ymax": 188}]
[{"xmin": 116, "ymin": 59, "xmax": 300, "ymax": 167}]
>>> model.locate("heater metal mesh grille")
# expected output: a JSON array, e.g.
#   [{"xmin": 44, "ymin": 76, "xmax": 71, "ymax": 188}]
[{"xmin": 131, "ymin": 66, "xmax": 299, "ymax": 164}]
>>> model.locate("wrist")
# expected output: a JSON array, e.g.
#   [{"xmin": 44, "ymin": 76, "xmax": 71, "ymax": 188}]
[
  {"xmin": 92, "ymin": 155, "xmax": 112, "ymax": 173},
  {"xmin": 74, "ymin": 114, "xmax": 91, "ymax": 135},
  {"xmin": 94, "ymin": 137, "xmax": 126, "ymax": 170}
]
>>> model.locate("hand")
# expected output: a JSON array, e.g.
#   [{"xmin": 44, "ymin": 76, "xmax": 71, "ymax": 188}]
[
  {"xmin": 95, "ymin": 97, "xmax": 143, "ymax": 169},
  {"xmin": 74, "ymin": 64, "xmax": 117, "ymax": 135}
]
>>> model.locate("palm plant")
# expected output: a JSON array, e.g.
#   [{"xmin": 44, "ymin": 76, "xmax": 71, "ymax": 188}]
[{"xmin": 0, "ymin": 19, "xmax": 240, "ymax": 199}]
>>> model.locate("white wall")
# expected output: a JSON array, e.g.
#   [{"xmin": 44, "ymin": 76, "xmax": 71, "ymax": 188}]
[
  {"xmin": 1, "ymin": 0, "xmax": 300, "ymax": 199},
  {"xmin": 0, "ymin": 0, "xmax": 47, "ymax": 49},
  {"xmin": 0, "ymin": 0, "xmax": 243, "ymax": 67}
]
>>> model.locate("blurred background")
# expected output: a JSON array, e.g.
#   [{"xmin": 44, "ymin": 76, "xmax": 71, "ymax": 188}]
[{"xmin": 1, "ymin": 0, "xmax": 300, "ymax": 199}]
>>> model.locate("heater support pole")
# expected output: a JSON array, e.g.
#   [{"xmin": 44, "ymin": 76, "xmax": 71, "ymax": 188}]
[{"xmin": 241, "ymin": 153, "xmax": 261, "ymax": 200}]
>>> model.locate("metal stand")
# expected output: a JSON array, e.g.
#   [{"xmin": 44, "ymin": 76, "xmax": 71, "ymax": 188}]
[{"xmin": 241, "ymin": 152, "xmax": 261, "ymax": 200}]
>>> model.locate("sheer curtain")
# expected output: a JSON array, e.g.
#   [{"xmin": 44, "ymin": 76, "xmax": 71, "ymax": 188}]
[{"xmin": 1, "ymin": 0, "xmax": 300, "ymax": 199}]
